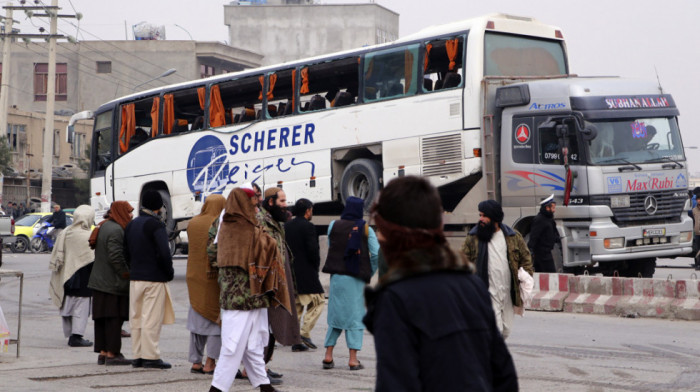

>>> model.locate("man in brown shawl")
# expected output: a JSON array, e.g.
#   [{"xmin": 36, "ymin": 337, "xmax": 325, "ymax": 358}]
[
  {"xmin": 258, "ymin": 187, "xmax": 307, "ymax": 364},
  {"xmin": 209, "ymin": 187, "xmax": 290, "ymax": 392},
  {"xmin": 186, "ymin": 194, "xmax": 225, "ymax": 374}
]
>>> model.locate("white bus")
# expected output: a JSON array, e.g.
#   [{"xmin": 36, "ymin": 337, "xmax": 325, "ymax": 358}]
[{"xmin": 79, "ymin": 13, "xmax": 568, "ymax": 234}]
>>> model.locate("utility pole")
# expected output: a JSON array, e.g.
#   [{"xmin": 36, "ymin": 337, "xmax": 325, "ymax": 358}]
[
  {"xmin": 0, "ymin": 1, "xmax": 76, "ymax": 212},
  {"xmin": 40, "ymin": 0, "xmax": 58, "ymax": 212},
  {"xmin": 0, "ymin": 6, "xmax": 13, "ymax": 144}
]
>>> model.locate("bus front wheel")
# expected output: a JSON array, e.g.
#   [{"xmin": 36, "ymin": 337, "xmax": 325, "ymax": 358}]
[{"xmin": 340, "ymin": 158, "xmax": 382, "ymax": 211}]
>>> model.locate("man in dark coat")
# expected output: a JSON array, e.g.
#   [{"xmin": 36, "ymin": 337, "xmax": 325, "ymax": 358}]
[
  {"xmin": 528, "ymin": 195, "xmax": 560, "ymax": 273},
  {"xmin": 364, "ymin": 176, "xmax": 518, "ymax": 391},
  {"xmin": 284, "ymin": 198, "xmax": 324, "ymax": 351},
  {"xmin": 125, "ymin": 190, "xmax": 175, "ymax": 369},
  {"xmin": 46, "ymin": 203, "xmax": 68, "ymax": 241}
]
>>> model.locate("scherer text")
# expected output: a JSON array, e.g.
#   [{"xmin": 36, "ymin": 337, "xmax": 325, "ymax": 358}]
[{"xmin": 229, "ymin": 123, "xmax": 315, "ymax": 156}]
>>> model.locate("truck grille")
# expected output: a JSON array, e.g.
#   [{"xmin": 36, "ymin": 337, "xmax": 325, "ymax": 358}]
[
  {"xmin": 590, "ymin": 190, "xmax": 686, "ymax": 227},
  {"xmin": 421, "ymin": 134, "xmax": 463, "ymax": 177}
]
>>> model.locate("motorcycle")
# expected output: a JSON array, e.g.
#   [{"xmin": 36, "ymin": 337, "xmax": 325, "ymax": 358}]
[{"xmin": 30, "ymin": 221, "xmax": 54, "ymax": 253}]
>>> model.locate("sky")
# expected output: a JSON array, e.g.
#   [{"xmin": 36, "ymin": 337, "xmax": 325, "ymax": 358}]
[{"xmin": 6, "ymin": 0, "xmax": 700, "ymax": 171}]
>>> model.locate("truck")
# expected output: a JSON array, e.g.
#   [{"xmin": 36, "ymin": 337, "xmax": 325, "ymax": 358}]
[
  {"xmin": 0, "ymin": 214, "xmax": 15, "ymax": 266},
  {"xmin": 443, "ymin": 76, "xmax": 693, "ymax": 277}
]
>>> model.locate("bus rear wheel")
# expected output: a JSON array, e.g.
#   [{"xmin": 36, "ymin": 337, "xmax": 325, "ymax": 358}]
[{"xmin": 340, "ymin": 158, "xmax": 382, "ymax": 211}]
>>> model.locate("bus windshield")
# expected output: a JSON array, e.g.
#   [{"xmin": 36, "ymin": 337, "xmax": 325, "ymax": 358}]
[{"xmin": 587, "ymin": 117, "xmax": 685, "ymax": 165}]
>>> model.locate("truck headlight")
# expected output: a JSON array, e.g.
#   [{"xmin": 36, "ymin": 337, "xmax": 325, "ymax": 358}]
[
  {"xmin": 680, "ymin": 231, "xmax": 693, "ymax": 243},
  {"xmin": 604, "ymin": 237, "xmax": 625, "ymax": 249}
]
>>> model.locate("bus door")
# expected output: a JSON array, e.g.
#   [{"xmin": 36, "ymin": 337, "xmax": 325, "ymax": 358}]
[{"xmin": 91, "ymin": 109, "xmax": 116, "ymax": 215}]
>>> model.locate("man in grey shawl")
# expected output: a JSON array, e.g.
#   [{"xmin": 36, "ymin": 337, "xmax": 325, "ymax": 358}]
[{"xmin": 49, "ymin": 205, "xmax": 96, "ymax": 347}]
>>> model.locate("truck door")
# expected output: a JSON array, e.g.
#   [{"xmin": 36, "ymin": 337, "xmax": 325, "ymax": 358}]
[
  {"xmin": 501, "ymin": 115, "xmax": 537, "ymax": 207},
  {"xmin": 533, "ymin": 116, "xmax": 586, "ymax": 203}
]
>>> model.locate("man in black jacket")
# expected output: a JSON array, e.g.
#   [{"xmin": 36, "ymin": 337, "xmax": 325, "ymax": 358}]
[
  {"xmin": 125, "ymin": 191, "xmax": 175, "ymax": 369},
  {"xmin": 47, "ymin": 204, "xmax": 68, "ymax": 241},
  {"xmin": 284, "ymin": 198, "xmax": 324, "ymax": 351},
  {"xmin": 528, "ymin": 195, "xmax": 560, "ymax": 273}
]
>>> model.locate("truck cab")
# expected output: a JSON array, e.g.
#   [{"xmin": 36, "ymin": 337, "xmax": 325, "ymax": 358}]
[{"xmin": 494, "ymin": 77, "xmax": 693, "ymax": 276}]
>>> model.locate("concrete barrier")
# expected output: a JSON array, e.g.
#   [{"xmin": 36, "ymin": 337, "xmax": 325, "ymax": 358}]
[
  {"xmin": 670, "ymin": 279, "xmax": 700, "ymax": 320},
  {"xmin": 616, "ymin": 278, "xmax": 676, "ymax": 318},
  {"xmin": 527, "ymin": 273, "xmax": 571, "ymax": 311},
  {"xmin": 563, "ymin": 275, "xmax": 625, "ymax": 315}
]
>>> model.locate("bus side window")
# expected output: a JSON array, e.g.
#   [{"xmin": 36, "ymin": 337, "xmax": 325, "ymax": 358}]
[
  {"xmin": 299, "ymin": 56, "xmax": 359, "ymax": 113},
  {"xmin": 266, "ymin": 68, "xmax": 294, "ymax": 118},
  {"xmin": 119, "ymin": 95, "xmax": 160, "ymax": 154},
  {"xmin": 363, "ymin": 44, "xmax": 419, "ymax": 102},
  {"xmin": 164, "ymin": 87, "xmax": 204, "ymax": 134},
  {"xmin": 423, "ymin": 36, "xmax": 464, "ymax": 93},
  {"xmin": 218, "ymin": 75, "xmax": 263, "ymax": 125}
]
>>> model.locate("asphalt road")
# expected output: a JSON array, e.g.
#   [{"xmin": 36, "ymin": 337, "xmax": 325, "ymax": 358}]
[{"xmin": 0, "ymin": 252, "xmax": 698, "ymax": 391}]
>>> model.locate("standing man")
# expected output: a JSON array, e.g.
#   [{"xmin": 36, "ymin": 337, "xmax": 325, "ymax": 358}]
[
  {"xmin": 461, "ymin": 200, "xmax": 533, "ymax": 339},
  {"xmin": 208, "ymin": 187, "xmax": 289, "ymax": 392},
  {"xmin": 46, "ymin": 204, "xmax": 68, "ymax": 242},
  {"xmin": 186, "ymin": 194, "xmax": 226, "ymax": 374},
  {"xmin": 285, "ymin": 198, "xmax": 324, "ymax": 351},
  {"xmin": 125, "ymin": 191, "xmax": 175, "ymax": 369},
  {"xmin": 528, "ymin": 195, "xmax": 560, "ymax": 273},
  {"xmin": 259, "ymin": 187, "xmax": 307, "ymax": 359}
]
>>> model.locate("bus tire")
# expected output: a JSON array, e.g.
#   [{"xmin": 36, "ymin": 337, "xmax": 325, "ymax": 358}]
[{"xmin": 340, "ymin": 158, "xmax": 382, "ymax": 210}]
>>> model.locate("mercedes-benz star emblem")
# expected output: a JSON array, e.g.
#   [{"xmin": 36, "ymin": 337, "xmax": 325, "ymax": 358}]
[{"xmin": 644, "ymin": 195, "xmax": 658, "ymax": 215}]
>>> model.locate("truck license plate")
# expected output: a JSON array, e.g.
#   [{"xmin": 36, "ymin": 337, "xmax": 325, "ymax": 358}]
[{"xmin": 643, "ymin": 228, "xmax": 665, "ymax": 237}]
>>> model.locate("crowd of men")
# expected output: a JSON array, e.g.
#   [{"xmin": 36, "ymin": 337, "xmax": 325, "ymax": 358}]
[{"xmin": 48, "ymin": 177, "xmax": 553, "ymax": 391}]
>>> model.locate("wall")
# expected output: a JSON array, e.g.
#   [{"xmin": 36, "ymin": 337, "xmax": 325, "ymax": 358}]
[{"xmin": 224, "ymin": 3, "xmax": 399, "ymax": 66}]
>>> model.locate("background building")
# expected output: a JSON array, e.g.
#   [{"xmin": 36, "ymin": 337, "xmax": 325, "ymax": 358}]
[{"xmin": 224, "ymin": 1, "xmax": 399, "ymax": 66}]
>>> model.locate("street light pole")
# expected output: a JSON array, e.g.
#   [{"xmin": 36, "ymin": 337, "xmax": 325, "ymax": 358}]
[{"xmin": 132, "ymin": 68, "xmax": 177, "ymax": 92}]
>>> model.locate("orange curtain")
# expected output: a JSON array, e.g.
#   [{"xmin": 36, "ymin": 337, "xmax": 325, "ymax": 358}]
[
  {"xmin": 446, "ymin": 38, "xmax": 459, "ymax": 71},
  {"xmin": 404, "ymin": 50, "xmax": 414, "ymax": 93},
  {"xmin": 119, "ymin": 103, "xmax": 135, "ymax": 153},
  {"xmin": 424, "ymin": 43, "xmax": 433, "ymax": 71},
  {"xmin": 258, "ymin": 75, "xmax": 265, "ymax": 100},
  {"xmin": 163, "ymin": 94, "xmax": 174, "ymax": 135},
  {"xmin": 150, "ymin": 97, "xmax": 160, "ymax": 138},
  {"xmin": 209, "ymin": 85, "xmax": 226, "ymax": 127},
  {"xmin": 267, "ymin": 73, "xmax": 277, "ymax": 100},
  {"xmin": 300, "ymin": 67, "xmax": 309, "ymax": 94},
  {"xmin": 197, "ymin": 87, "xmax": 206, "ymax": 110},
  {"xmin": 292, "ymin": 69, "xmax": 297, "ymax": 112}
]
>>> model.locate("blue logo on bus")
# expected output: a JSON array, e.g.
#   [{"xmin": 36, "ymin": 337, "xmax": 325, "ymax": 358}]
[
  {"xmin": 187, "ymin": 135, "xmax": 230, "ymax": 196},
  {"xmin": 676, "ymin": 173, "xmax": 687, "ymax": 189}
]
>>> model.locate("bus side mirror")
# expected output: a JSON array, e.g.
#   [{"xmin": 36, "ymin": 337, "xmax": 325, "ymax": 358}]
[{"xmin": 580, "ymin": 124, "xmax": 598, "ymax": 142}]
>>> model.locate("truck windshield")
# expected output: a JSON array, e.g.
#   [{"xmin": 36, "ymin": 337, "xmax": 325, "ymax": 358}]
[{"xmin": 587, "ymin": 117, "xmax": 684, "ymax": 165}]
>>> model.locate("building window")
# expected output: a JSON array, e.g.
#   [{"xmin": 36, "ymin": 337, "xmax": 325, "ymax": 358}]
[
  {"xmin": 72, "ymin": 133, "xmax": 86, "ymax": 158},
  {"xmin": 200, "ymin": 64, "xmax": 215, "ymax": 79},
  {"xmin": 96, "ymin": 61, "xmax": 112, "ymax": 74},
  {"xmin": 53, "ymin": 129, "xmax": 60, "ymax": 157},
  {"xmin": 34, "ymin": 63, "xmax": 68, "ymax": 101},
  {"xmin": 6, "ymin": 124, "xmax": 25, "ymax": 152}
]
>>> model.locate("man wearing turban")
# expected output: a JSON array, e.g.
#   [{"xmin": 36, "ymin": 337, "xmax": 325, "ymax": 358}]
[{"xmin": 461, "ymin": 200, "xmax": 533, "ymax": 339}]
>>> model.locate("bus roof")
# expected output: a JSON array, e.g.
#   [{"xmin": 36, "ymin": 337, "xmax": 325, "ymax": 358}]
[{"xmin": 101, "ymin": 13, "xmax": 566, "ymax": 110}]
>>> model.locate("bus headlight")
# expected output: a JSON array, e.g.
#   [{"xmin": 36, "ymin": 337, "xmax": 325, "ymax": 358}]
[
  {"xmin": 604, "ymin": 237, "xmax": 625, "ymax": 249},
  {"xmin": 680, "ymin": 231, "xmax": 693, "ymax": 243}
]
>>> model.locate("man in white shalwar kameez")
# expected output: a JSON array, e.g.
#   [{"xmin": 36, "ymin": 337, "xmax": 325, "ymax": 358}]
[{"xmin": 461, "ymin": 200, "xmax": 533, "ymax": 339}]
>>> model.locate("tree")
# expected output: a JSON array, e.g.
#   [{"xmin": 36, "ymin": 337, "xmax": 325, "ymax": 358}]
[{"xmin": 0, "ymin": 136, "xmax": 15, "ymax": 175}]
